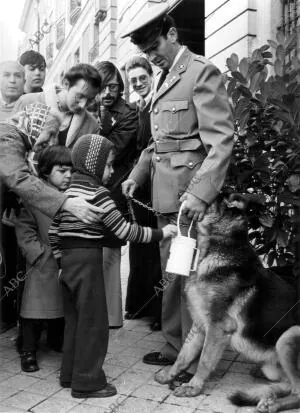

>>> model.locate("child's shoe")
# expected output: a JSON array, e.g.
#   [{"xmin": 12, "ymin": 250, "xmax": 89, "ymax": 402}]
[{"xmin": 21, "ymin": 351, "xmax": 39, "ymax": 372}]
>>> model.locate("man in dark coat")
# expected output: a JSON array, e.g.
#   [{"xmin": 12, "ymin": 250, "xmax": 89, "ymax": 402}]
[
  {"xmin": 124, "ymin": 56, "xmax": 162, "ymax": 330},
  {"xmin": 95, "ymin": 61, "xmax": 139, "ymax": 327}
]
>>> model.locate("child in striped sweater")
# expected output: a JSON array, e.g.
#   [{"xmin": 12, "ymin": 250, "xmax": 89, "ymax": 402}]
[{"xmin": 48, "ymin": 134, "xmax": 176, "ymax": 399}]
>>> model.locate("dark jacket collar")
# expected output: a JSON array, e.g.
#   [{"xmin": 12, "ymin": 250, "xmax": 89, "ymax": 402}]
[{"xmin": 108, "ymin": 96, "xmax": 126, "ymax": 114}]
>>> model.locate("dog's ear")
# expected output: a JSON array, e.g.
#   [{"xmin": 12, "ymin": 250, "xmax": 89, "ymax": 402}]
[{"xmin": 226, "ymin": 193, "xmax": 266, "ymax": 211}]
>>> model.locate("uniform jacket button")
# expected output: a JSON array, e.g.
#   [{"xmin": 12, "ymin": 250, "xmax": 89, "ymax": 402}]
[
  {"xmin": 154, "ymin": 108, "xmax": 158, "ymax": 114},
  {"xmin": 156, "ymin": 156, "xmax": 161, "ymax": 162},
  {"xmin": 154, "ymin": 125, "xmax": 158, "ymax": 130},
  {"xmin": 188, "ymin": 162, "xmax": 194, "ymax": 167},
  {"xmin": 172, "ymin": 107, "xmax": 176, "ymax": 113}
]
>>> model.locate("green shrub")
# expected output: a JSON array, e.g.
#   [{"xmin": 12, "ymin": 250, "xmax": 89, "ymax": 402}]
[{"xmin": 224, "ymin": 32, "xmax": 300, "ymax": 270}]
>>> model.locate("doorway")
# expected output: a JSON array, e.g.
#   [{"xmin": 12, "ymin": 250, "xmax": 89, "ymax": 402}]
[{"xmin": 169, "ymin": 0, "xmax": 205, "ymax": 55}]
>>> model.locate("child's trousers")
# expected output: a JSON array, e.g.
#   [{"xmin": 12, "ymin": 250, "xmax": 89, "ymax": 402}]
[{"xmin": 59, "ymin": 246, "xmax": 108, "ymax": 392}]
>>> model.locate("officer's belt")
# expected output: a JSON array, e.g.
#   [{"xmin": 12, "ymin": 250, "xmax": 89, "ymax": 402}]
[{"xmin": 154, "ymin": 137, "xmax": 201, "ymax": 153}]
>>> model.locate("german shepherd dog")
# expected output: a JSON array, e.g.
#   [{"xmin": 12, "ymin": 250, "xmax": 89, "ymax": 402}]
[{"xmin": 155, "ymin": 194, "xmax": 300, "ymax": 413}]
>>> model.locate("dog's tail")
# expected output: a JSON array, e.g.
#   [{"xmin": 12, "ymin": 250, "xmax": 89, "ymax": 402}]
[{"xmin": 229, "ymin": 383, "xmax": 291, "ymax": 406}]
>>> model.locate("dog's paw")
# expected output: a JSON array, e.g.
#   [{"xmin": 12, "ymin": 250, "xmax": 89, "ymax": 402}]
[
  {"xmin": 173, "ymin": 382, "xmax": 202, "ymax": 397},
  {"xmin": 155, "ymin": 369, "xmax": 172, "ymax": 384},
  {"xmin": 256, "ymin": 396, "xmax": 278, "ymax": 413}
]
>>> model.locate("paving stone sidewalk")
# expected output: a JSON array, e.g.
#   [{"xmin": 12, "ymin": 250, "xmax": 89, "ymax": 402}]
[{"xmin": 0, "ymin": 249, "xmax": 297, "ymax": 413}]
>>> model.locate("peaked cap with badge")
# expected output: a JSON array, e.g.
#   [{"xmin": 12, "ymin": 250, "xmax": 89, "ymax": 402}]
[{"xmin": 121, "ymin": 3, "xmax": 170, "ymax": 52}]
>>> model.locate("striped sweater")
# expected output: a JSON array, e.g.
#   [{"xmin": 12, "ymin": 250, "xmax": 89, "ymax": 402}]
[{"xmin": 48, "ymin": 173, "xmax": 163, "ymax": 259}]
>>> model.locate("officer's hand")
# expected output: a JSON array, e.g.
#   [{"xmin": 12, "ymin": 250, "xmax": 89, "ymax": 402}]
[
  {"xmin": 180, "ymin": 193, "xmax": 207, "ymax": 222},
  {"xmin": 122, "ymin": 179, "xmax": 138, "ymax": 198}
]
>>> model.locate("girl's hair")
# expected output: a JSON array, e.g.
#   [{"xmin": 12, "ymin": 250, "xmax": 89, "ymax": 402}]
[{"xmin": 38, "ymin": 145, "xmax": 72, "ymax": 180}]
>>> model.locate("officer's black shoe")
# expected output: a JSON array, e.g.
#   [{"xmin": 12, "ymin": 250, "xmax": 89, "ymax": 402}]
[{"xmin": 21, "ymin": 351, "xmax": 39, "ymax": 373}]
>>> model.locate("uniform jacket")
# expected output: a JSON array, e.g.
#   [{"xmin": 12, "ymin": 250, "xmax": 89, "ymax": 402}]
[
  {"xmin": 15, "ymin": 202, "xmax": 64, "ymax": 319},
  {"xmin": 100, "ymin": 96, "xmax": 139, "ymax": 213},
  {"xmin": 13, "ymin": 84, "xmax": 99, "ymax": 148},
  {"xmin": 129, "ymin": 48, "xmax": 234, "ymax": 213}
]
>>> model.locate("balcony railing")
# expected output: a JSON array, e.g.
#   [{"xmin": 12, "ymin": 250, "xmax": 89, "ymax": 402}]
[
  {"xmin": 70, "ymin": 6, "xmax": 81, "ymax": 25},
  {"xmin": 88, "ymin": 41, "xmax": 99, "ymax": 63},
  {"xmin": 279, "ymin": 0, "xmax": 299, "ymax": 34},
  {"xmin": 56, "ymin": 18, "xmax": 65, "ymax": 50}
]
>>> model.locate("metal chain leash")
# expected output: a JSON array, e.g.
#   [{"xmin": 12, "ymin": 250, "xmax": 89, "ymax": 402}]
[
  {"xmin": 127, "ymin": 197, "xmax": 164, "ymax": 218},
  {"xmin": 126, "ymin": 197, "xmax": 184, "ymax": 227}
]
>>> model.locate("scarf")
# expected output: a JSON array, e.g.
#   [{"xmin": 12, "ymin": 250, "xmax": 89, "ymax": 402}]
[{"xmin": 6, "ymin": 102, "xmax": 51, "ymax": 149}]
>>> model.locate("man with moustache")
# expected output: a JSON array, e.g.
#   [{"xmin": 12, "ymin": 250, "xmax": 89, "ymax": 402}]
[
  {"xmin": 125, "ymin": 56, "xmax": 162, "ymax": 330},
  {"xmin": 95, "ymin": 61, "xmax": 138, "ymax": 328}
]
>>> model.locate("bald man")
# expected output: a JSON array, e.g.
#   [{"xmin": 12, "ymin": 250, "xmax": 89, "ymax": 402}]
[{"xmin": 0, "ymin": 61, "xmax": 25, "ymax": 121}]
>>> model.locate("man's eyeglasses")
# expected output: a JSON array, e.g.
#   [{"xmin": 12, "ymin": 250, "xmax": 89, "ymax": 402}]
[
  {"xmin": 103, "ymin": 83, "xmax": 119, "ymax": 92},
  {"xmin": 129, "ymin": 75, "xmax": 149, "ymax": 85}
]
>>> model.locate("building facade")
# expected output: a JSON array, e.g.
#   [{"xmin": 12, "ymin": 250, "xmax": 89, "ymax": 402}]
[{"xmin": 18, "ymin": 0, "xmax": 296, "ymax": 86}]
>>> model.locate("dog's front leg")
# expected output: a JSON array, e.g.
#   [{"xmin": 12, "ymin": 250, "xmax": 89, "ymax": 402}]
[
  {"xmin": 155, "ymin": 322, "xmax": 205, "ymax": 385},
  {"xmin": 174, "ymin": 323, "xmax": 231, "ymax": 397}
]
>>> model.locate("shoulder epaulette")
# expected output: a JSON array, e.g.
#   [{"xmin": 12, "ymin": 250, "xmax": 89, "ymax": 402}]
[{"xmin": 194, "ymin": 55, "xmax": 207, "ymax": 64}]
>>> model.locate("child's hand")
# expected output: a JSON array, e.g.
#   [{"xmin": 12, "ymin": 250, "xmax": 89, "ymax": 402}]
[{"xmin": 162, "ymin": 224, "xmax": 177, "ymax": 239}]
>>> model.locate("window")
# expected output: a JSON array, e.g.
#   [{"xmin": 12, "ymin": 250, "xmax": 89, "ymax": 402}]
[
  {"xmin": 82, "ymin": 25, "xmax": 90, "ymax": 62},
  {"xmin": 278, "ymin": 0, "xmax": 299, "ymax": 58},
  {"xmin": 56, "ymin": 18, "xmax": 65, "ymax": 49},
  {"xmin": 74, "ymin": 48, "xmax": 80, "ymax": 65},
  {"xmin": 70, "ymin": 0, "xmax": 81, "ymax": 25}
]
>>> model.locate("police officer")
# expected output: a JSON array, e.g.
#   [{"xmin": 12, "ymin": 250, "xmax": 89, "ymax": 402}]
[{"xmin": 122, "ymin": 3, "xmax": 234, "ymax": 386}]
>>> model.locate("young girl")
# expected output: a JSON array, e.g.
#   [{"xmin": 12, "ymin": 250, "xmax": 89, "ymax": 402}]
[
  {"xmin": 15, "ymin": 145, "xmax": 72, "ymax": 373},
  {"xmin": 49, "ymin": 134, "xmax": 177, "ymax": 399}
]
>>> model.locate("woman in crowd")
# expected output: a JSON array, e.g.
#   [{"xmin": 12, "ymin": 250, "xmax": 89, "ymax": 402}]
[
  {"xmin": 0, "ymin": 102, "xmax": 105, "ymax": 313},
  {"xmin": 0, "ymin": 102, "xmax": 103, "ymax": 223},
  {"xmin": 125, "ymin": 56, "xmax": 162, "ymax": 330}
]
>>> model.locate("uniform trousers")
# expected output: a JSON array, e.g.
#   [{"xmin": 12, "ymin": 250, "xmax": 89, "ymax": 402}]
[
  {"xmin": 158, "ymin": 214, "xmax": 198, "ymax": 373},
  {"xmin": 60, "ymin": 246, "xmax": 108, "ymax": 392}
]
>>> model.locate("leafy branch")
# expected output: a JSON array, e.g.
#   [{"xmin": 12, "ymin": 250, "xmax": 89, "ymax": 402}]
[{"xmin": 224, "ymin": 32, "xmax": 300, "ymax": 270}]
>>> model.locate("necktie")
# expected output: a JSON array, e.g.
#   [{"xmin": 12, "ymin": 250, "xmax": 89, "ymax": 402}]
[
  {"xmin": 156, "ymin": 70, "xmax": 168, "ymax": 91},
  {"xmin": 137, "ymin": 97, "xmax": 146, "ymax": 112}
]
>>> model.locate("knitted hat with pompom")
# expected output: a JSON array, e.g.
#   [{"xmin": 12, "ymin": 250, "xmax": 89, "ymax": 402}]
[{"xmin": 71, "ymin": 134, "xmax": 114, "ymax": 182}]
